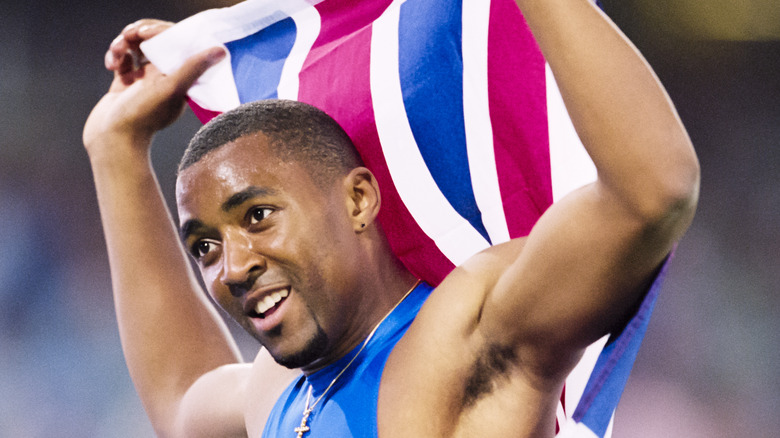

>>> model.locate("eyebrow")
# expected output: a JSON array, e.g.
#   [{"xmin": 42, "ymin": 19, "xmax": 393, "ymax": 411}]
[
  {"xmin": 179, "ymin": 219, "xmax": 209, "ymax": 244},
  {"xmin": 221, "ymin": 186, "xmax": 277, "ymax": 212},
  {"xmin": 179, "ymin": 186, "xmax": 278, "ymax": 242}
]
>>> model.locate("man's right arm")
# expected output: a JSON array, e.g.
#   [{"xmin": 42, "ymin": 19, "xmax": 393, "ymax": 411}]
[{"xmin": 84, "ymin": 24, "xmax": 246, "ymax": 436}]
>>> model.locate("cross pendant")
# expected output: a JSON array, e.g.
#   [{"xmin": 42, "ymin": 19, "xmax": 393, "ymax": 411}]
[{"xmin": 295, "ymin": 408, "xmax": 312, "ymax": 438}]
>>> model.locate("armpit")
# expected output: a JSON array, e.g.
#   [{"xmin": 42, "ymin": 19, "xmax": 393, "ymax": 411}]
[{"xmin": 461, "ymin": 343, "xmax": 517, "ymax": 408}]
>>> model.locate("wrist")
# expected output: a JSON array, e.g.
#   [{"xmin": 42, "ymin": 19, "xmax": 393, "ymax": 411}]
[{"xmin": 86, "ymin": 133, "xmax": 154, "ymax": 172}]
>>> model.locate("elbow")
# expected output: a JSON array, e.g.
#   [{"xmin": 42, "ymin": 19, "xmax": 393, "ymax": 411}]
[
  {"xmin": 664, "ymin": 161, "xmax": 699, "ymax": 232},
  {"xmin": 642, "ymin": 148, "xmax": 700, "ymax": 232},
  {"xmin": 621, "ymin": 138, "xmax": 700, "ymax": 231},
  {"xmin": 672, "ymin": 138, "xmax": 700, "ymax": 209}
]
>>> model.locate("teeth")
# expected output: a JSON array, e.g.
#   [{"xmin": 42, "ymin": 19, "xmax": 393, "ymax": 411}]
[
  {"xmin": 254, "ymin": 289, "xmax": 289, "ymax": 315},
  {"xmin": 255, "ymin": 297, "xmax": 274, "ymax": 315}
]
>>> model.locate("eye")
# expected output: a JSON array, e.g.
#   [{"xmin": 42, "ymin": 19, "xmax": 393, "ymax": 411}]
[
  {"xmin": 249, "ymin": 207, "xmax": 273, "ymax": 225},
  {"xmin": 192, "ymin": 239, "xmax": 219, "ymax": 259}
]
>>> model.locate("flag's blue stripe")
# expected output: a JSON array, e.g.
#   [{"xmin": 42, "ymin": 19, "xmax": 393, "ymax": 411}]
[
  {"xmin": 398, "ymin": 0, "xmax": 490, "ymax": 243},
  {"xmin": 572, "ymin": 260, "xmax": 667, "ymax": 437},
  {"xmin": 226, "ymin": 17, "xmax": 297, "ymax": 103}
]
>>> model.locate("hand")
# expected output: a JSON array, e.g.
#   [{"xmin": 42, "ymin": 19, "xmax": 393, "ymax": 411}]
[
  {"xmin": 105, "ymin": 19, "xmax": 173, "ymax": 74},
  {"xmin": 83, "ymin": 43, "xmax": 225, "ymax": 156}
]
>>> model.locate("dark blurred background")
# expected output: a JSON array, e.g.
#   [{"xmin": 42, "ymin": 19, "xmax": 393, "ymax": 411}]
[{"xmin": 0, "ymin": 1, "xmax": 777, "ymax": 436}]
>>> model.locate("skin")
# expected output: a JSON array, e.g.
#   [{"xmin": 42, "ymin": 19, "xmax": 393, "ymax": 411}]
[
  {"xmin": 176, "ymin": 131, "xmax": 415, "ymax": 373},
  {"xmin": 85, "ymin": 1, "xmax": 699, "ymax": 437}
]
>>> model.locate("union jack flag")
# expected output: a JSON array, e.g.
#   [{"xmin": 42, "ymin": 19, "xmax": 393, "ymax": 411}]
[{"xmin": 141, "ymin": 0, "xmax": 663, "ymax": 436}]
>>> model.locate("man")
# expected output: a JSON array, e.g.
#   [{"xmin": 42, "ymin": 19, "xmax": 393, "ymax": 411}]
[{"xmin": 84, "ymin": 0, "xmax": 699, "ymax": 436}]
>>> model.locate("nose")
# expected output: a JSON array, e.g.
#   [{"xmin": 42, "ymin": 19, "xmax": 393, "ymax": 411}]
[{"xmin": 219, "ymin": 230, "xmax": 265, "ymax": 297}]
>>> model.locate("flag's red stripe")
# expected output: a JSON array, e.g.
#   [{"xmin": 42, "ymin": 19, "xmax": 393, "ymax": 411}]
[
  {"xmin": 558, "ymin": 383, "xmax": 566, "ymax": 432},
  {"xmin": 297, "ymin": 0, "xmax": 455, "ymax": 285},
  {"xmin": 487, "ymin": 0, "xmax": 553, "ymax": 238},
  {"xmin": 187, "ymin": 98, "xmax": 222, "ymax": 124}
]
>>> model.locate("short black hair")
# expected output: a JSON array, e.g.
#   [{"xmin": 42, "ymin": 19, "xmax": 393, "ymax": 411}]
[{"xmin": 179, "ymin": 100, "xmax": 363, "ymax": 182}]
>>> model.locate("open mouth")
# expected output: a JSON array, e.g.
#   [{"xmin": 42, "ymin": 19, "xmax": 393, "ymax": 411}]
[{"xmin": 251, "ymin": 288, "xmax": 289, "ymax": 318}]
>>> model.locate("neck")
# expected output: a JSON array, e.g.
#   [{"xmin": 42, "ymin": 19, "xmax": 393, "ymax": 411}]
[
  {"xmin": 300, "ymin": 223, "xmax": 418, "ymax": 374},
  {"xmin": 300, "ymin": 252, "xmax": 417, "ymax": 375}
]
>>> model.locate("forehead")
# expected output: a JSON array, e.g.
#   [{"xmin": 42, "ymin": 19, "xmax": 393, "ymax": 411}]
[{"xmin": 175, "ymin": 132, "xmax": 320, "ymax": 217}]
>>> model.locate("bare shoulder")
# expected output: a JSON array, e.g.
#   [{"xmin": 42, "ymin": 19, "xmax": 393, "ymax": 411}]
[
  {"xmin": 173, "ymin": 362, "xmax": 253, "ymax": 437},
  {"xmin": 172, "ymin": 349, "xmax": 299, "ymax": 437},
  {"xmin": 393, "ymin": 239, "xmax": 527, "ymax": 359},
  {"xmin": 245, "ymin": 348, "xmax": 302, "ymax": 435}
]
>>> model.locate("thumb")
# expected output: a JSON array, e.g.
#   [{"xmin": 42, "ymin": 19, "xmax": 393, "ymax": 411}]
[{"xmin": 169, "ymin": 47, "xmax": 226, "ymax": 96}]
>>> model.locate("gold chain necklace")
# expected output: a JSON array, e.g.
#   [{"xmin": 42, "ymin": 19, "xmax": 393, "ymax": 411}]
[{"xmin": 294, "ymin": 278, "xmax": 422, "ymax": 438}]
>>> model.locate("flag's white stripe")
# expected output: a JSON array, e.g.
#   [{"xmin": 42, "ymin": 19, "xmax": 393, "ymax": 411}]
[
  {"xmin": 556, "ymin": 399, "xmax": 568, "ymax": 430},
  {"xmin": 547, "ymin": 62, "xmax": 605, "ymax": 434},
  {"xmin": 208, "ymin": 0, "xmax": 326, "ymax": 44},
  {"xmin": 545, "ymin": 63, "xmax": 597, "ymax": 202},
  {"xmin": 187, "ymin": 50, "xmax": 242, "ymax": 113},
  {"xmin": 462, "ymin": 0, "xmax": 510, "ymax": 245},
  {"xmin": 278, "ymin": 6, "xmax": 321, "ymax": 100},
  {"xmin": 141, "ymin": 12, "xmax": 241, "ymax": 112},
  {"xmin": 605, "ymin": 413, "xmax": 615, "ymax": 438},
  {"xmin": 142, "ymin": 0, "xmax": 328, "ymax": 112},
  {"xmin": 564, "ymin": 335, "xmax": 610, "ymax": 422},
  {"xmin": 371, "ymin": 0, "xmax": 490, "ymax": 265},
  {"xmin": 555, "ymin": 418, "xmax": 600, "ymax": 438}
]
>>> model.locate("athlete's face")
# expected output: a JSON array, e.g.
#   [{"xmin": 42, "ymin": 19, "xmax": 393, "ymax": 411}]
[{"xmin": 175, "ymin": 132, "xmax": 367, "ymax": 370}]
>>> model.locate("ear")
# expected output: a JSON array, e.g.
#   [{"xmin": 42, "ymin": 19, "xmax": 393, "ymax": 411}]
[{"xmin": 343, "ymin": 167, "xmax": 381, "ymax": 233}]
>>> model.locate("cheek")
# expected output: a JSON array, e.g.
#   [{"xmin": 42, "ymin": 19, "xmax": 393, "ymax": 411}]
[
  {"xmin": 209, "ymin": 285, "xmax": 230, "ymax": 309},
  {"xmin": 213, "ymin": 289, "xmax": 244, "ymax": 321},
  {"xmin": 201, "ymin": 270, "xmax": 235, "ymax": 313}
]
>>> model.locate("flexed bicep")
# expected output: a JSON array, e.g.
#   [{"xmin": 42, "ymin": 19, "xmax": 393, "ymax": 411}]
[
  {"xmin": 477, "ymin": 179, "xmax": 686, "ymax": 375},
  {"xmin": 465, "ymin": 0, "xmax": 699, "ymax": 375}
]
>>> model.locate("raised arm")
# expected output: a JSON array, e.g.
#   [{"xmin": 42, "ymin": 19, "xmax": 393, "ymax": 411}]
[
  {"xmin": 472, "ymin": 0, "xmax": 699, "ymax": 378},
  {"xmin": 84, "ymin": 22, "xmax": 246, "ymax": 436}
]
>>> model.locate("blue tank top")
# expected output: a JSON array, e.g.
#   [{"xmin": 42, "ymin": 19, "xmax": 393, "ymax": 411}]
[{"xmin": 261, "ymin": 282, "xmax": 433, "ymax": 437}]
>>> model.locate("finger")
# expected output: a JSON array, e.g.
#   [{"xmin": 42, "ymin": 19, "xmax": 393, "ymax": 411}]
[
  {"xmin": 116, "ymin": 51, "xmax": 136, "ymax": 77},
  {"xmin": 106, "ymin": 19, "xmax": 172, "ymax": 70},
  {"xmin": 136, "ymin": 20, "xmax": 174, "ymax": 40},
  {"xmin": 119, "ymin": 19, "xmax": 147, "ymax": 42},
  {"xmin": 105, "ymin": 34, "xmax": 129, "ymax": 70},
  {"xmin": 168, "ymin": 47, "xmax": 227, "ymax": 96},
  {"xmin": 112, "ymin": 57, "xmax": 147, "ymax": 88},
  {"xmin": 122, "ymin": 19, "xmax": 173, "ymax": 44}
]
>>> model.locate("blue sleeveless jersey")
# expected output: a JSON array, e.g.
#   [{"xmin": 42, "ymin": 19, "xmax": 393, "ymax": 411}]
[{"xmin": 262, "ymin": 282, "xmax": 434, "ymax": 437}]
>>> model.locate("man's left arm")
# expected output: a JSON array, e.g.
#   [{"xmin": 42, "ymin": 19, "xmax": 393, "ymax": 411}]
[{"xmin": 470, "ymin": 0, "xmax": 699, "ymax": 380}]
